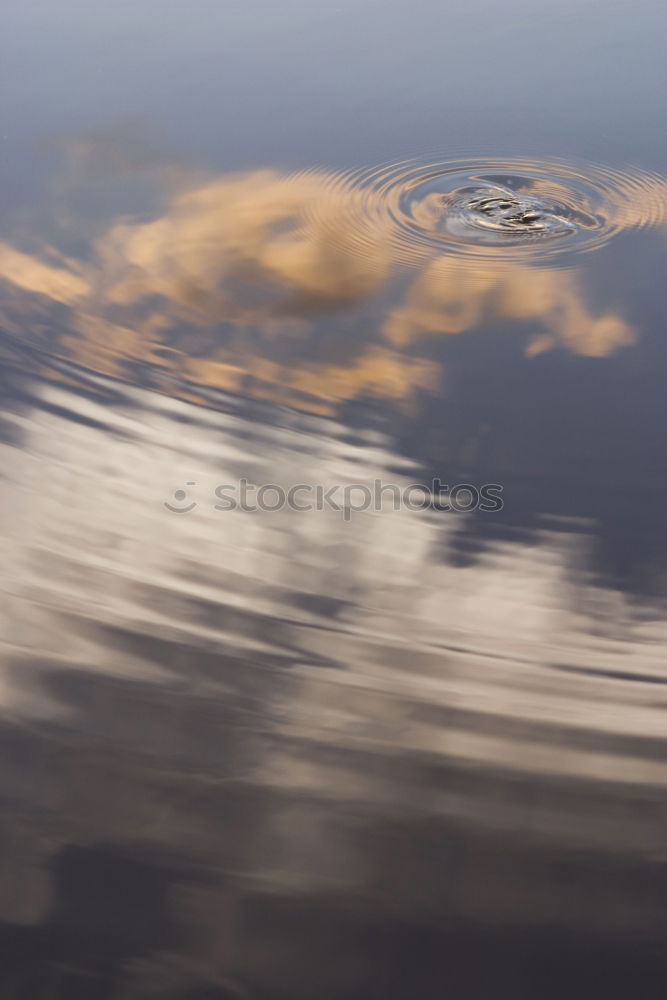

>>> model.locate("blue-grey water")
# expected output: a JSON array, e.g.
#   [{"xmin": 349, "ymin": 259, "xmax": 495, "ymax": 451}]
[{"xmin": 0, "ymin": 1, "xmax": 666, "ymax": 997}]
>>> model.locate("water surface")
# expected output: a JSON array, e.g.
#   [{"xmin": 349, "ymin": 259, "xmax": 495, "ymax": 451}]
[{"xmin": 0, "ymin": 1, "xmax": 666, "ymax": 997}]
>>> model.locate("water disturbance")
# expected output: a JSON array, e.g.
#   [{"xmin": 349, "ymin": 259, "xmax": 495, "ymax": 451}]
[{"xmin": 304, "ymin": 156, "xmax": 667, "ymax": 266}]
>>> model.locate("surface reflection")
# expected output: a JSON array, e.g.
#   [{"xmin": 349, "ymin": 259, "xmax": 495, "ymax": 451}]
[
  {"xmin": 1, "ymin": 157, "xmax": 662, "ymax": 409},
  {"xmin": 383, "ymin": 254, "xmax": 636, "ymax": 356},
  {"xmin": 0, "ymin": 144, "xmax": 666, "ymax": 999},
  {"xmin": 1, "ymin": 154, "xmax": 666, "ymax": 598},
  {"xmin": 1, "ymin": 364, "xmax": 665, "ymax": 998}
]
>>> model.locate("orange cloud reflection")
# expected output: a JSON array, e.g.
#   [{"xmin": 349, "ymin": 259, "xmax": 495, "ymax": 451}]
[
  {"xmin": 0, "ymin": 159, "xmax": 655, "ymax": 414},
  {"xmin": 382, "ymin": 256, "xmax": 636, "ymax": 357}
]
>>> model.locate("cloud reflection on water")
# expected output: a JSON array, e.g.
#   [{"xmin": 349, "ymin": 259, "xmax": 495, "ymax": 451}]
[
  {"xmin": 0, "ymin": 149, "xmax": 666, "ymax": 998},
  {"xmin": 1, "ymin": 158, "xmax": 657, "ymax": 415}
]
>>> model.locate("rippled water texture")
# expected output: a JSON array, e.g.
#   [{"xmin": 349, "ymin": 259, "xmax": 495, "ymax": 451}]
[
  {"xmin": 1, "ymin": 0, "xmax": 666, "ymax": 998},
  {"xmin": 303, "ymin": 156, "xmax": 667, "ymax": 264}
]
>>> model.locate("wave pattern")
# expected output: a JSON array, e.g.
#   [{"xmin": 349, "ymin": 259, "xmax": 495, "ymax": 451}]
[{"xmin": 303, "ymin": 155, "xmax": 667, "ymax": 265}]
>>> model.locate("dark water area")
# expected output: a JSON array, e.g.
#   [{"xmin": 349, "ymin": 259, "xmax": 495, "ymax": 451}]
[{"xmin": 0, "ymin": 1, "xmax": 666, "ymax": 997}]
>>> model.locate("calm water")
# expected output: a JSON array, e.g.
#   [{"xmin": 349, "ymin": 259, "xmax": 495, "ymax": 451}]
[{"xmin": 1, "ymin": 1, "xmax": 666, "ymax": 997}]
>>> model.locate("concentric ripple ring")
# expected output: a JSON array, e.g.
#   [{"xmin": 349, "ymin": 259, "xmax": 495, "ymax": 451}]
[{"xmin": 302, "ymin": 156, "xmax": 667, "ymax": 267}]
